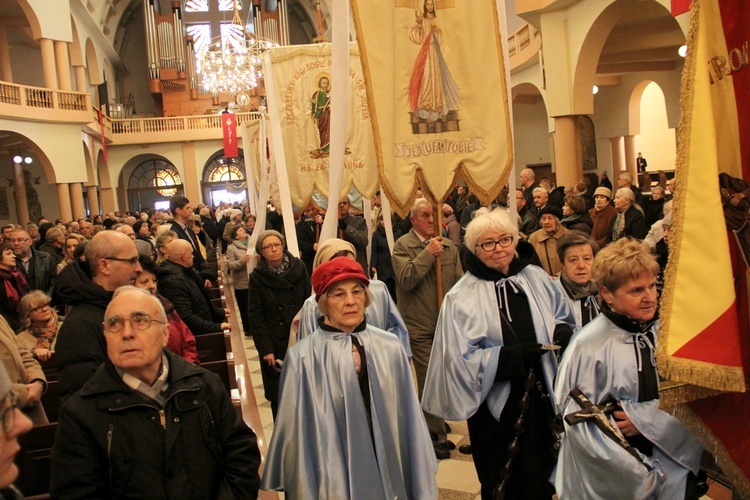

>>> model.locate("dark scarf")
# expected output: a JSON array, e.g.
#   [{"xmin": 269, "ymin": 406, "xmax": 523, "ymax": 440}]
[
  {"xmin": 559, "ymin": 272, "xmax": 598, "ymax": 301},
  {"xmin": 0, "ymin": 268, "xmax": 29, "ymax": 311},
  {"xmin": 266, "ymin": 253, "xmax": 291, "ymax": 276}
]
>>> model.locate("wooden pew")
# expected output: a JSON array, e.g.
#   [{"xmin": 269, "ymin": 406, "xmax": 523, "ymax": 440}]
[
  {"xmin": 17, "ymin": 422, "xmax": 57, "ymax": 498},
  {"xmin": 40, "ymin": 380, "xmax": 59, "ymax": 424},
  {"xmin": 195, "ymin": 331, "xmax": 231, "ymax": 364},
  {"xmin": 39, "ymin": 357, "xmax": 59, "ymax": 382}
]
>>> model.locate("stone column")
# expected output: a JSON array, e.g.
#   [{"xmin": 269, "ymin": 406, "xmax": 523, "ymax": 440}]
[
  {"xmin": 69, "ymin": 183, "xmax": 85, "ymax": 219},
  {"xmin": 54, "ymin": 40, "xmax": 72, "ymax": 91},
  {"xmin": 623, "ymin": 135, "xmax": 644, "ymax": 188},
  {"xmin": 57, "ymin": 183, "xmax": 73, "ymax": 222},
  {"xmin": 610, "ymin": 136, "xmax": 625, "ymax": 175},
  {"xmin": 12, "ymin": 159, "xmax": 29, "ymax": 226},
  {"xmin": 0, "ymin": 28, "xmax": 12, "ymax": 82},
  {"xmin": 39, "ymin": 38, "xmax": 58, "ymax": 89},
  {"xmin": 181, "ymin": 142, "xmax": 201, "ymax": 203},
  {"xmin": 553, "ymin": 116, "xmax": 581, "ymax": 189},
  {"xmin": 86, "ymin": 186, "xmax": 100, "ymax": 217},
  {"xmin": 100, "ymin": 188, "xmax": 116, "ymax": 214},
  {"xmin": 74, "ymin": 65, "xmax": 87, "ymax": 93}
]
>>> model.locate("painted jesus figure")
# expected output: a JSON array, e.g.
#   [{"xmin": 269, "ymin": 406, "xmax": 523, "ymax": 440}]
[{"xmin": 407, "ymin": 0, "xmax": 460, "ymax": 125}]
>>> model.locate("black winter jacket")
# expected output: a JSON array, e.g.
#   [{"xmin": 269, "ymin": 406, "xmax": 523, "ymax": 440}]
[
  {"xmin": 50, "ymin": 350, "xmax": 261, "ymax": 499},
  {"xmin": 157, "ymin": 260, "xmax": 226, "ymax": 336},
  {"xmin": 247, "ymin": 253, "xmax": 311, "ymax": 358},
  {"xmin": 54, "ymin": 260, "xmax": 113, "ymax": 400}
]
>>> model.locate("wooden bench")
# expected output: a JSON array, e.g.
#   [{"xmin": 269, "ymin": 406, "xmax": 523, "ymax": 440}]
[
  {"xmin": 40, "ymin": 380, "xmax": 59, "ymax": 424},
  {"xmin": 39, "ymin": 357, "xmax": 59, "ymax": 382},
  {"xmin": 17, "ymin": 422, "xmax": 57, "ymax": 498},
  {"xmin": 195, "ymin": 331, "xmax": 231, "ymax": 364}
]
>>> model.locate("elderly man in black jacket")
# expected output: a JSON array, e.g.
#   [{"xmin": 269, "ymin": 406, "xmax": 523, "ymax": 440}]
[
  {"xmin": 51, "ymin": 287, "xmax": 261, "ymax": 498},
  {"xmin": 158, "ymin": 239, "xmax": 230, "ymax": 335}
]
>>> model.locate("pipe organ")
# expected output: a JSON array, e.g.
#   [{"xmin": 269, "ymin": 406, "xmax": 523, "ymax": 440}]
[{"xmin": 141, "ymin": 0, "xmax": 288, "ymax": 116}]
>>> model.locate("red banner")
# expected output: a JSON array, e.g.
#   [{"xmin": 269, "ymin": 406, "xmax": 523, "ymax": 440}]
[
  {"xmin": 222, "ymin": 111, "xmax": 238, "ymax": 158},
  {"xmin": 671, "ymin": 0, "xmax": 692, "ymax": 15}
]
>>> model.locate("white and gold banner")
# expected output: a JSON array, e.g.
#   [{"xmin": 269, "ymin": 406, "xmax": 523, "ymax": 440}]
[
  {"xmin": 266, "ymin": 43, "xmax": 378, "ymax": 209},
  {"xmin": 352, "ymin": 0, "xmax": 513, "ymax": 214}
]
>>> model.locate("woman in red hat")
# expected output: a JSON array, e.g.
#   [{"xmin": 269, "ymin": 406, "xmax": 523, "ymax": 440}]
[{"xmin": 261, "ymin": 257, "xmax": 437, "ymax": 498}]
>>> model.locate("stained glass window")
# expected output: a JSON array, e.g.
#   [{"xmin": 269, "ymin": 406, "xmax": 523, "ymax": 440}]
[
  {"xmin": 219, "ymin": 0, "xmax": 243, "ymax": 11},
  {"xmin": 204, "ymin": 155, "xmax": 246, "ymax": 182},
  {"xmin": 130, "ymin": 160, "xmax": 182, "ymax": 197},
  {"xmin": 184, "ymin": 0, "xmax": 209, "ymax": 13},
  {"xmin": 186, "ymin": 23, "xmax": 211, "ymax": 55}
]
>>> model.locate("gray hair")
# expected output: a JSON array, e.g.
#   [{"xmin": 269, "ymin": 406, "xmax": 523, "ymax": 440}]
[
  {"xmin": 532, "ymin": 186, "xmax": 548, "ymax": 196},
  {"xmin": 410, "ymin": 197, "xmax": 432, "ymax": 218},
  {"xmin": 109, "ymin": 285, "xmax": 167, "ymax": 323},
  {"xmin": 45, "ymin": 227, "xmax": 63, "ymax": 242},
  {"xmin": 464, "ymin": 208, "xmax": 519, "ymax": 256},
  {"xmin": 616, "ymin": 187, "xmax": 636, "ymax": 205},
  {"xmin": 619, "ymin": 171, "xmax": 633, "ymax": 183}
]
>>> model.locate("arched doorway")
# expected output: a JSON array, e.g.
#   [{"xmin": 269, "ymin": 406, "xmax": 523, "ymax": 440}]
[
  {"xmin": 201, "ymin": 150, "xmax": 246, "ymax": 206},
  {"xmin": 127, "ymin": 159, "xmax": 184, "ymax": 212}
]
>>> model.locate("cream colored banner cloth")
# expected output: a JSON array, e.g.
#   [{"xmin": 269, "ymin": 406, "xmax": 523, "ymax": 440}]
[
  {"xmin": 352, "ymin": 0, "xmax": 513, "ymax": 215},
  {"xmin": 242, "ymin": 119, "xmax": 281, "ymax": 215},
  {"xmin": 266, "ymin": 43, "xmax": 378, "ymax": 210}
]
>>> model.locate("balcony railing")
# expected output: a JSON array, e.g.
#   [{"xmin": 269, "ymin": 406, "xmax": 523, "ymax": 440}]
[
  {"xmin": 110, "ymin": 111, "xmax": 260, "ymax": 135},
  {"xmin": 508, "ymin": 23, "xmax": 542, "ymax": 71},
  {"xmin": 0, "ymin": 81, "xmax": 91, "ymax": 122}
]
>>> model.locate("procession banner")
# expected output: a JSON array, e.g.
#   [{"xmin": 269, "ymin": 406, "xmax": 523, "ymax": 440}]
[
  {"xmin": 660, "ymin": 0, "xmax": 750, "ymax": 493},
  {"xmin": 242, "ymin": 119, "xmax": 280, "ymax": 215},
  {"xmin": 351, "ymin": 0, "xmax": 513, "ymax": 214},
  {"xmin": 222, "ymin": 110, "xmax": 238, "ymax": 158},
  {"xmin": 265, "ymin": 43, "xmax": 378, "ymax": 211}
]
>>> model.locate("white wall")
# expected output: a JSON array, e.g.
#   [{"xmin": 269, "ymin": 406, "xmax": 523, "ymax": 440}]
[{"xmin": 635, "ymin": 82, "xmax": 676, "ymax": 172}]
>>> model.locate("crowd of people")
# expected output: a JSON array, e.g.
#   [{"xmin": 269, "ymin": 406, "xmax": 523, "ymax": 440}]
[{"xmin": 0, "ymin": 167, "xmax": 706, "ymax": 499}]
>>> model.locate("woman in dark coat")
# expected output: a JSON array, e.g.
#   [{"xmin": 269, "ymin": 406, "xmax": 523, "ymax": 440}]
[
  {"xmin": 0, "ymin": 243, "xmax": 29, "ymax": 332},
  {"xmin": 610, "ymin": 187, "xmax": 647, "ymax": 242},
  {"xmin": 560, "ymin": 194, "xmax": 593, "ymax": 236},
  {"xmin": 247, "ymin": 230, "xmax": 311, "ymax": 419}
]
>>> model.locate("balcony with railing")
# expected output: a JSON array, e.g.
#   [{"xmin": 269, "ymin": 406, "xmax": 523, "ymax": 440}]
[
  {"xmin": 0, "ymin": 81, "xmax": 91, "ymax": 123},
  {"xmin": 508, "ymin": 23, "xmax": 542, "ymax": 72},
  {"xmin": 107, "ymin": 111, "xmax": 261, "ymax": 145}
]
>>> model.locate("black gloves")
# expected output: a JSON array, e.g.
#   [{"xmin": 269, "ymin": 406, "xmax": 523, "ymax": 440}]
[{"xmin": 496, "ymin": 343, "xmax": 546, "ymax": 382}]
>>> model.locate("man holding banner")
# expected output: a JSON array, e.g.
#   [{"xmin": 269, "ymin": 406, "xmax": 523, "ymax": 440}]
[{"xmin": 393, "ymin": 198, "xmax": 463, "ymax": 459}]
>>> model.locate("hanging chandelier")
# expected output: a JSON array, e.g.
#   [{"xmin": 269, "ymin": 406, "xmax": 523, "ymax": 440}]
[{"xmin": 196, "ymin": 0, "xmax": 277, "ymax": 96}]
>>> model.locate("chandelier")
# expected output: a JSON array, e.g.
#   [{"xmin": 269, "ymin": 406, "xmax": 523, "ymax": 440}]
[{"xmin": 196, "ymin": 0, "xmax": 277, "ymax": 96}]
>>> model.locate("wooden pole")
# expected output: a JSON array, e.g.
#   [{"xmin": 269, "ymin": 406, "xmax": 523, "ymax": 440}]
[{"xmin": 434, "ymin": 204, "xmax": 444, "ymax": 308}]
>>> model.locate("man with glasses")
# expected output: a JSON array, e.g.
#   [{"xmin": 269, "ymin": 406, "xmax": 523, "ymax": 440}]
[
  {"xmin": 157, "ymin": 240, "xmax": 230, "ymax": 335},
  {"xmin": 9, "ymin": 229, "xmax": 56, "ymax": 295},
  {"xmin": 51, "ymin": 287, "xmax": 260, "ymax": 498},
  {"xmin": 54, "ymin": 231, "xmax": 143, "ymax": 400},
  {"xmin": 0, "ymin": 363, "xmax": 33, "ymax": 497}
]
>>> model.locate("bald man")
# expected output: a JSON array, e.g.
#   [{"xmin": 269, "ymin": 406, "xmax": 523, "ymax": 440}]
[
  {"xmin": 520, "ymin": 168, "xmax": 539, "ymax": 211},
  {"xmin": 158, "ymin": 240, "xmax": 230, "ymax": 335},
  {"xmin": 55, "ymin": 230, "xmax": 143, "ymax": 399}
]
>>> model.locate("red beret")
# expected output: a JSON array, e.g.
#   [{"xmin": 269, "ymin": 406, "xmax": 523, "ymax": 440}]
[{"xmin": 312, "ymin": 257, "xmax": 369, "ymax": 302}]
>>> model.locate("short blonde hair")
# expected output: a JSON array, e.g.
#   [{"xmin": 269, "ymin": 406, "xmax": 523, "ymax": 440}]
[
  {"xmin": 591, "ymin": 238, "xmax": 659, "ymax": 292},
  {"xmin": 19, "ymin": 291, "xmax": 52, "ymax": 329},
  {"xmin": 464, "ymin": 208, "xmax": 518, "ymax": 256}
]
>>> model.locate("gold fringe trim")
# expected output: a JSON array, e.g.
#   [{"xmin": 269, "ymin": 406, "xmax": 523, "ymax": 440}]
[
  {"xmin": 657, "ymin": 0, "xmax": 748, "ymax": 393},
  {"xmin": 659, "ymin": 356, "xmax": 747, "ymax": 393},
  {"xmin": 658, "ymin": 381, "xmax": 723, "ymax": 412},
  {"xmin": 671, "ymin": 404, "xmax": 750, "ymax": 499}
]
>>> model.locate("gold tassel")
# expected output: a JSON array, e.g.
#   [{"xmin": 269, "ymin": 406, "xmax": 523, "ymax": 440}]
[{"xmin": 671, "ymin": 404, "xmax": 750, "ymax": 499}]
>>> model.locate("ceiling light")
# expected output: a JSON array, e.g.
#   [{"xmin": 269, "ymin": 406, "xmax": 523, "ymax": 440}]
[
  {"xmin": 678, "ymin": 45, "xmax": 688, "ymax": 57},
  {"xmin": 592, "ymin": 85, "xmax": 599, "ymax": 95}
]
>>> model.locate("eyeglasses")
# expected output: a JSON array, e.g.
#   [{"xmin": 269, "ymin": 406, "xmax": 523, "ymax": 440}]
[
  {"xmin": 30, "ymin": 303, "xmax": 51, "ymax": 313},
  {"xmin": 105, "ymin": 256, "xmax": 139, "ymax": 265},
  {"xmin": 262, "ymin": 243, "xmax": 283, "ymax": 251},
  {"xmin": 103, "ymin": 312, "xmax": 167, "ymax": 333},
  {"xmin": 477, "ymin": 236, "xmax": 514, "ymax": 252},
  {"xmin": 328, "ymin": 287, "xmax": 366, "ymax": 302},
  {"xmin": 8, "ymin": 238, "xmax": 29, "ymax": 244},
  {"xmin": 0, "ymin": 393, "xmax": 19, "ymax": 435}
]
